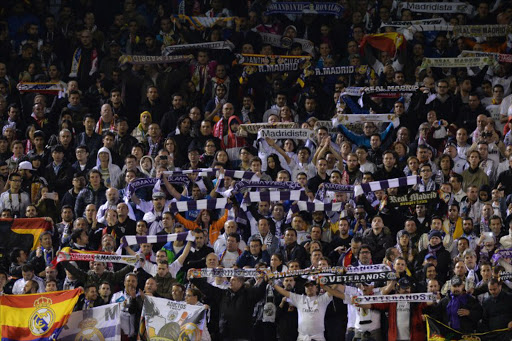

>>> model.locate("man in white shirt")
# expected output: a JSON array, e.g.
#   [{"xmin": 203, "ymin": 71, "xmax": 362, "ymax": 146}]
[
  {"xmin": 219, "ymin": 233, "xmax": 242, "ymax": 268},
  {"xmin": 12, "ymin": 264, "xmax": 45, "ymax": 294},
  {"xmin": 110, "ymin": 272, "xmax": 138, "ymax": 339},
  {"xmin": 273, "ymin": 279, "xmax": 334, "ymax": 341},
  {"xmin": 214, "ymin": 220, "xmax": 246, "ymax": 255}
]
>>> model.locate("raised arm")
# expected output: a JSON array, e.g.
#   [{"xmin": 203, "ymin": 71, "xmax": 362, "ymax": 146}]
[
  {"xmin": 265, "ymin": 137, "xmax": 292, "ymax": 165},
  {"xmin": 163, "ymin": 177, "xmax": 182, "ymax": 200},
  {"xmin": 177, "ymin": 241, "xmax": 193, "ymax": 265},
  {"xmin": 273, "ymin": 282, "xmax": 290, "ymax": 298}
]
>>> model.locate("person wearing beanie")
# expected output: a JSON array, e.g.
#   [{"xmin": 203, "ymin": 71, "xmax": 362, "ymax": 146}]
[
  {"xmin": 416, "ymin": 223, "xmax": 451, "ymax": 283},
  {"xmin": 131, "ymin": 111, "xmax": 152, "ymax": 143}
]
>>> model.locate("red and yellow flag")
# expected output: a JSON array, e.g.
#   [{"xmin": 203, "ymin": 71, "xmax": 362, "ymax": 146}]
[
  {"xmin": 0, "ymin": 218, "xmax": 52, "ymax": 252},
  {"xmin": 360, "ymin": 32, "xmax": 405, "ymax": 58},
  {"xmin": 0, "ymin": 288, "xmax": 82, "ymax": 341}
]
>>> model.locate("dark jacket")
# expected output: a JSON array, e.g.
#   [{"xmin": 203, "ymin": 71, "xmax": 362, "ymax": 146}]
[
  {"xmin": 416, "ymin": 245, "xmax": 452, "ymax": 283},
  {"xmin": 74, "ymin": 184, "xmax": 107, "ymax": 218},
  {"xmin": 43, "ymin": 162, "xmax": 73, "ymax": 199},
  {"xmin": 236, "ymin": 250, "xmax": 271, "ymax": 268},
  {"xmin": 277, "ymin": 242, "xmax": 308, "ymax": 268},
  {"xmin": 191, "ymin": 278, "xmax": 267, "ymax": 340},
  {"xmin": 437, "ymin": 292, "xmax": 482, "ymax": 333},
  {"xmin": 154, "ymin": 273, "xmax": 177, "ymax": 299},
  {"xmin": 62, "ymin": 262, "xmax": 134, "ymax": 289},
  {"xmin": 362, "ymin": 228, "xmax": 394, "ymax": 263},
  {"xmin": 481, "ymin": 290, "xmax": 512, "ymax": 331},
  {"xmin": 182, "ymin": 245, "xmax": 215, "ymax": 272}
]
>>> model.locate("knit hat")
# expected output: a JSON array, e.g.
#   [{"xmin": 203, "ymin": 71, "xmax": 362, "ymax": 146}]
[{"xmin": 428, "ymin": 230, "xmax": 443, "ymax": 240}]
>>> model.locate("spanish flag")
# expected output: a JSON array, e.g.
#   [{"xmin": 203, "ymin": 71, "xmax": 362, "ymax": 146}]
[
  {"xmin": 0, "ymin": 288, "xmax": 82, "ymax": 341},
  {"xmin": 0, "ymin": 218, "xmax": 52, "ymax": 254},
  {"xmin": 360, "ymin": 32, "xmax": 405, "ymax": 58}
]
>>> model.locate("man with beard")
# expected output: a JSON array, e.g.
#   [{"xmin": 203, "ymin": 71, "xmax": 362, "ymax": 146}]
[
  {"xmin": 435, "ymin": 276, "xmax": 482, "ymax": 333},
  {"xmin": 275, "ymin": 277, "xmax": 299, "ymax": 341}
]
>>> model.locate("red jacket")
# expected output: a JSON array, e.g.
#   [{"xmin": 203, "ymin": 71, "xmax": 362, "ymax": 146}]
[{"xmin": 372, "ymin": 302, "xmax": 427, "ymax": 341}]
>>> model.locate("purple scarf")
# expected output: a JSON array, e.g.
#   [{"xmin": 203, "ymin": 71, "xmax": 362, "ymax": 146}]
[
  {"xmin": 427, "ymin": 243, "xmax": 442, "ymax": 257},
  {"xmin": 446, "ymin": 293, "xmax": 468, "ymax": 330}
]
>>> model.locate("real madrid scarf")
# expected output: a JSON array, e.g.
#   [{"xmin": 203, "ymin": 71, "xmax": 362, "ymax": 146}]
[
  {"xmin": 354, "ymin": 293, "xmax": 436, "ymax": 304},
  {"xmin": 118, "ymin": 54, "xmax": 193, "ymax": 65},
  {"xmin": 397, "ymin": 2, "xmax": 473, "ymax": 15},
  {"xmin": 54, "ymin": 248, "xmax": 138, "ymax": 266},
  {"xmin": 163, "ymin": 41, "xmax": 235, "ymax": 55},
  {"xmin": 265, "ymin": 2, "xmax": 344, "ymax": 17},
  {"xmin": 69, "ymin": 47, "xmax": 98, "ymax": 78}
]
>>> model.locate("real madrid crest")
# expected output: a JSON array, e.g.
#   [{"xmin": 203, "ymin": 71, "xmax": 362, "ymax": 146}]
[
  {"xmin": 75, "ymin": 318, "xmax": 105, "ymax": 341},
  {"xmin": 29, "ymin": 297, "xmax": 56, "ymax": 336}
]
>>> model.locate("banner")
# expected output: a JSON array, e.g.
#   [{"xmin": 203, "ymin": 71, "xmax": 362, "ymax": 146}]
[
  {"xmin": 382, "ymin": 18, "xmax": 447, "ymax": 28},
  {"xmin": 259, "ymin": 32, "xmax": 315, "ymax": 55},
  {"xmin": 398, "ymin": 2, "xmax": 473, "ymax": 15},
  {"xmin": 233, "ymin": 180, "xmax": 303, "ymax": 193},
  {"xmin": 265, "ymin": 2, "xmax": 344, "ymax": 17},
  {"xmin": 388, "ymin": 191, "xmax": 439, "ymax": 207},
  {"xmin": 170, "ymin": 198, "xmax": 230, "ymax": 212},
  {"xmin": 239, "ymin": 122, "xmax": 296, "ymax": 135},
  {"xmin": 0, "ymin": 288, "xmax": 82, "ymax": 340},
  {"xmin": 118, "ymin": 231, "xmax": 195, "ymax": 253},
  {"xmin": 162, "ymin": 168, "xmax": 257, "ymax": 181},
  {"xmin": 189, "ymin": 268, "xmax": 265, "ymax": 278},
  {"xmin": 244, "ymin": 190, "xmax": 308, "ymax": 203},
  {"xmin": 425, "ymin": 315, "xmax": 512, "ymax": 341},
  {"xmin": 17, "ymin": 82, "xmax": 66, "ymax": 96},
  {"xmin": 295, "ymin": 201, "xmax": 344, "ymax": 212},
  {"xmin": 268, "ymin": 266, "xmax": 345, "ymax": 280},
  {"xmin": 0, "ymin": 218, "xmax": 52, "ymax": 252},
  {"xmin": 140, "ymin": 296, "xmax": 207, "ymax": 341},
  {"xmin": 314, "ymin": 120, "xmax": 337, "ymax": 133},
  {"xmin": 354, "ymin": 293, "xmax": 435, "ymax": 304},
  {"xmin": 315, "ymin": 183, "xmax": 354, "ymax": 202},
  {"xmin": 363, "ymin": 85, "xmax": 419, "ymax": 96},
  {"xmin": 492, "ymin": 248, "xmax": 512, "ymax": 263},
  {"xmin": 334, "ymin": 113, "xmax": 400, "ymax": 126},
  {"xmin": 453, "ymin": 25, "xmax": 511, "ymax": 38},
  {"xmin": 459, "ymin": 50, "xmax": 512, "ymax": 63},
  {"xmin": 118, "ymin": 54, "xmax": 193, "ymax": 65},
  {"xmin": 235, "ymin": 53, "xmax": 311, "ymax": 66},
  {"xmin": 354, "ymin": 175, "xmax": 420, "ymax": 196},
  {"xmin": 58, "ymin": 303, "xmax": 121, "ymax": 341},
  {"xmin": 258, "ymin": 128, "xmax": 314, "ymax": 140},
  {"xmin": 319, "ymin": 271, "xmax": 396, "ymax": 285},
  {"xmin": 499, "ymin": 271, "xmax": 512, "ymax": 281},
  {"xmin": 171, "ymin": 14, "xmax": 237, "ymax": 30},
  {"xmin": 124, "ymin": 175, "xmax": 189, "ymax": 200},
  {"xmin": 420, "ymin": 57, "xmax": 498, "ymax": 71},
  {"xmin": 310, "ymin": 65, "xmax": 365, "ymax": 76},
  {"xmin": 346, "ymin": 264, "xmax": 392, "ymax": 273},
  {"xmin": 163, "ymin": 41, "xmax": 235, "ymax": 55},
  {"xmin": 53, "ymin": 247, "xmax": 139, "ymax": 266}
]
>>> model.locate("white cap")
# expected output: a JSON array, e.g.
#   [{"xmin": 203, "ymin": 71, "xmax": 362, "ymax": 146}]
[{"xmin": 18, "ymin": 161, "xmax": 33, "ymax": 171}]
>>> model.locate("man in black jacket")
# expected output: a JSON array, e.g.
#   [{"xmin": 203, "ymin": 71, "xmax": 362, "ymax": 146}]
[
  {"xmin": 481, "ymin": 278, "xmax": 512, "ymax": 333},
  {"xmin": 189, "ymin": 271, "xmax": 267, "ymax": 341},
  {"xmin": 44, "ymin": 145, "xmax": 73, "ymax": 200},
  {"xmin": 277, "ymin": 228, "xmax": 308, "ymax": 268},
  {"xmin": 182, "ymin": 229, "xmax": 214, "ymax": 272},
  {"xmin": 435, "ymin": 276, "xmax": 482, "ymax": 333}
]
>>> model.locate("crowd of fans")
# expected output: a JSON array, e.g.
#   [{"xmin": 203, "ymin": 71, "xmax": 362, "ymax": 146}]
[{"xmin": 1, "ymin": 0, "xmax": 512, "ymax": 340}]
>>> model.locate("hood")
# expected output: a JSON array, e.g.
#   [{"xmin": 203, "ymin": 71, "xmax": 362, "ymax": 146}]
[{"xmin": 96, "ymin": 147, "xmax": 113, "ymax": 169}]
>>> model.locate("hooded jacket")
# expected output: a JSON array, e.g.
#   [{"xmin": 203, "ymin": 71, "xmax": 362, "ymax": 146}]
[{"xmin": 93, "ymin": 147, "xmax": 122, "ymax": 187}]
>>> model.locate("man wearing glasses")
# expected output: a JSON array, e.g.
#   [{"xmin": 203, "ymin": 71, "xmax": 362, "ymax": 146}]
[{"xmin": 0, "ymin": 173, "xmax": 30, "ymax": 217}]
